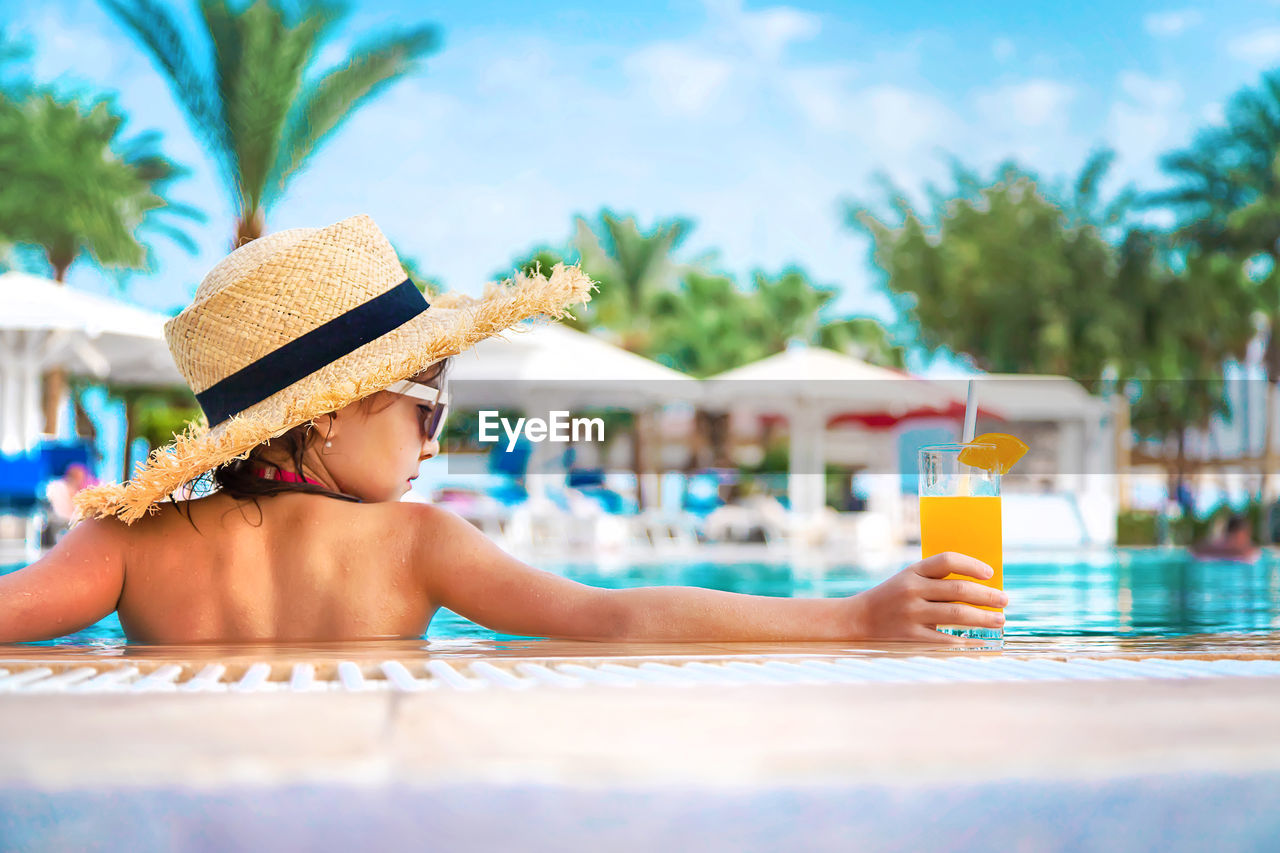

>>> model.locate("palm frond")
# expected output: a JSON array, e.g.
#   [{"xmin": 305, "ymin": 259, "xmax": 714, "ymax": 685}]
[
  {"xmin": 266, "ymin": 24, "xmax": 439, "ymax": 202},
  {"xmin": 1073, "ymin": 148, "xmax": 1114, "ymax": 209},
  {"xmin": 155, "ymin": 199, "xmax": 206, "ymax": 223},
  {"xmin": 142, "ymin": 218, "xmax": 201, "ymax": 254},
  {"xmin": 100, "ymin": 0, "xmax": 226, "ymax": 170}
]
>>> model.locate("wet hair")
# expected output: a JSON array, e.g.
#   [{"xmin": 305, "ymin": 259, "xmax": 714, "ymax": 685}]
[{"xmin": 173, "ymin": 359, "xmax": 449, "ymax": 527}]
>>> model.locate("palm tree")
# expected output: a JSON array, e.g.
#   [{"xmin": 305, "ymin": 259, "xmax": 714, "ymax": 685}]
[
  {"xmin": 818, "ymin": 317, "xmax": 906, "ymax": 368},
  {"xmin": 103, "ymin": 0, "xmax": 439, "ymax": 246},
  {"xmin": 0, "ymin": 89, "xmax": 199, "ymax": 432},
  {"xmin": 648, "ymin": 269, "xmax": 759, "ymax": 377},
  {"xmin": 0, "ymin": 93, "xmax": 197, "ymax": 280},
  {"xmin": 1154, "ymin": 70, "xmax": 1280, "ymax": 503},
  {"xmin": 573, "ymin": 211, "xmax": 692, "ymax": 350},
  {"xmin": 1116, "ymin": 231, "xmax": 1256, "ymax": 498},
  {"xmin": 849, "ymin": 163, "xmax": 1126, "ymax": 382}
]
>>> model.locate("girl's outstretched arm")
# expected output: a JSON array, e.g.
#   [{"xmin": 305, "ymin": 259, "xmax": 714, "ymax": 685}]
[
  {"xmin": 0, "ymin": 519, "xmax": 125, "ymax": 643},
  {"xmin": 409, "ymin": 503, "xmax": 1006, "ymax": 645}
]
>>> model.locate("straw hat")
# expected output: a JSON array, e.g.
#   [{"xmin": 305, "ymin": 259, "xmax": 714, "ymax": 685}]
[{"xmin": 74, "ymin": 213, "xmax": 593, "ymax": 523}]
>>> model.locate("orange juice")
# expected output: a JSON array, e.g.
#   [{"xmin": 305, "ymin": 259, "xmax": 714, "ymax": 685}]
[{"xmin": 919, "ymin": 495, "xmax": 1003, "ymax": 612}]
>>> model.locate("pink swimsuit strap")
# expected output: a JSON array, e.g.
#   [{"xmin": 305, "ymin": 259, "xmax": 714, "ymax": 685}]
[{"xmin": 251, "ymin": 467, "xmax": 325, "ymax": 487}]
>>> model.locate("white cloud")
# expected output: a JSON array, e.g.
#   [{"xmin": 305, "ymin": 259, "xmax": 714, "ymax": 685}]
[
  {"xmin": 1227, "ymin": 27, "xmax": 1280, "ymax": 65},
  {"xmin": 14, "ymin": 0, "xmax": 1118, "ymax": 325},
  {"xmin": 703, "ymin": 0, "xmax": 821, "ymax": 61},
  {"xmin": 24, "ymin": 5, "xmax": 132, "ymax": 83},
  {"xmin": 1119, "ymin": 71, "xmax": 1183, "ymax": 109},
  {"xmin": 850, "ymin": 86, "xmax": 956, "ymax": 159},
  {"xmin": 961, "ymin": 79, "xmax": 1084, "ymax": 171},
  {"xmin": 782, "ymin": 74, "xmax": 956, "ymax": 161},
  {"xmin": 975, "ymin": 79, "xmax": 1075, "ymax": 128},
  {"xmin": 1143, "ymin": 9, "xmax": 1202, "ymax": 38},
  {"xmin": 991, "ymin": 37, "xmax": 1015, "ymax": 63},
  {"xmin": 783, "ymin": 64, "xmax": 859, "ymax": 129},
  {"xmin": 1107, "ymin": 72, "xmax": 1186, "ymax": 171},
  {"xmin": 622, "ymin": 0, "xmax": 822, "ymax": 116},
  {"xmin": 624, "ymin": 44, "xmax": 735, "ymax": 115}
]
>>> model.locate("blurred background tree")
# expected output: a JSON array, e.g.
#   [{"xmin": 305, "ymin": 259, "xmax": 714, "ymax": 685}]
[
  {"xmin": 0, "ymin": 93, "xmax": 197, "ymax": 283},
  {"xmin": 570, "ymin": 210, "xmax": 691, "ymax": 351},
  {"xmin": 514, "ymin": 212, "xmax": 904, "ymax": 377},
  {"xmin": 853, "ymin": 151, "xmax": 1259, "ymax": 500},
  {"xmin": 1154, "ymin": 69, "xmax": 1280, "ymax": 500},
  {"xmin": 745, "ymin": 267, "xmax": 829, "ymax": 354},
  {"xmin": 0, "ymin": 29, "xmax": 199, "ymax": 434},
  {"xmin": 103, "ymin": 0, "xmax": 440, "ymax": 247},
  {"xmin": 848, "ymin": 157, "xmax": 1131, "ymax": 385},
  {"xmin": 1117, "ymin": 236, "xmax": 1255, "ymax": 495},
  {"xmin": 647, "ymin": 268, "xmax": 758, "ymax": 378},
  {"xmin": 818, "ymin": 317, "xmax": 906, "ymax": 368},
  {"xmin": 106, "ymin": 385, "xmax": 202, "ymax": 479}
]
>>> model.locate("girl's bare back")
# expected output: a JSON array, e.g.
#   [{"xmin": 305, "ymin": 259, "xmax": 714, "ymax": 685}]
[
  {"xmin": 117, "ymin": 494, "xmax": 436, "ymax": 643},
  {"xmin": 0, "ymin": 492, "xmax": 442, "ymax": 645}
]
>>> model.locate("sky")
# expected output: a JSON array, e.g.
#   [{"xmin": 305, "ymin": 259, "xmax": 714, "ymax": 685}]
[{"xmin": 7, "ymin": 0, "xmax": 1280, "ymax": 361}]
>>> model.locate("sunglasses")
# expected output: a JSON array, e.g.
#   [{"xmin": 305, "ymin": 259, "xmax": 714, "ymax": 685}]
[{"xmin": 386, "ymin": 380, "xmax": 450, "ymax": 442}]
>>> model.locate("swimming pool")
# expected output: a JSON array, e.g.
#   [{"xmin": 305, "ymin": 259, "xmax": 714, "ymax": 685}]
[{"xmin": 3, "ymin": 547, "xmax": 1278, "ymax": 646}]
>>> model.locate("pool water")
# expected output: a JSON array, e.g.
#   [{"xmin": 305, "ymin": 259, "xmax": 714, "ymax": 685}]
[{"xmin": 3, "ymin": 548, "xmax": 1278, "ymax": 646}]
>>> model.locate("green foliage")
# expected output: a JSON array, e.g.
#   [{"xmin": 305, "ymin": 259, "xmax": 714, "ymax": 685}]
[
  {"xmin": 851, "ymin": 151, "xmax": 1259, "ymax": 459},
  {"xmin": 1117, "ymin": 500, "xmax": 1273, "ymax": 546},
  {"xmin": 1156, "ymin": 68, "xmax": 1280, "ymax": 390},
  {"xmin": 1120, "ymin": 239, "xmax": 1255, "ymax": 436},
  {"xmin": 647, "ymin": 268, "xmax": 759, "ymax": 377},
  {"xmin": 103, "ymin": 0, "xmax": 439, "ymax": 240},
  {"xmin": 1116, "ymin": 510, "xmax": 1160, "ymax": 546},
  {"xmin": 115, "ymin": 386, "xmax": 202, "ymax": 453},
  {"xmin": 562, "ymin": 211, "xmax": 902, "ymax": 377},
  {"xmin": 850, "ymin": 161, "xmax": 1130, "ymax": 383},
  {"xmin": 504, "ymin": 246, "xmax": 572, "ymax": 281},
  {"xmin": 1153, "ymin": 71, "xmax": 1280, "ymax": 252},
  {"xmin": 746, "ymin": 267, "xmax": 832, "ymax": 352},
  {"xmin": 133, "ymin": 400, "xmax": 202, "ymax": 449},
  {"xmin": 571, "ymin": 210, "xmax": 691, "ymax": 348},
  {"xmin": 818, "ymin": 317, "xmax": 906, "ymax": 368},
  {"xmin": 0, "ymin": 87, "xmax": 198, "ymax": 279}
]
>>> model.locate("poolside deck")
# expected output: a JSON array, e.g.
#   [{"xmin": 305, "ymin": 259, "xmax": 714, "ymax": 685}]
[{"xmin": 2, "ymin": 636, "xmax": 1279, "ymax": 850}]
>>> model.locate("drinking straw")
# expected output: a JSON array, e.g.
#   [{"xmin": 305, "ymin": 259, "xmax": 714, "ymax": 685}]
[
  {"xmin": 958, "ymin": 379, "xmax": 978, "ymax": 494},
  {"xmin": 962, "ymin": 379, "xmax": 977, "ymax": 443}
]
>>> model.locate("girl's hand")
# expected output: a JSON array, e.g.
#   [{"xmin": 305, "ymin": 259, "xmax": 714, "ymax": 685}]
[{"xmin": 848, "ymin": 552, "xmax": 1008, "ymax": 645}]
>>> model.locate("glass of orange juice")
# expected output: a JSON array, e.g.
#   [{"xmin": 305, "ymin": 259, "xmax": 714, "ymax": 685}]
[{"xmin": 918, "ymin": 443, "xmax": 1002, "ymax": 640}]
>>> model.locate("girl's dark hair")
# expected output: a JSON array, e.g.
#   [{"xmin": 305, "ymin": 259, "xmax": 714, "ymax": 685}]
[{"xmin": 175, "ymin": 359, "xmax": 449, "ymax": 527}]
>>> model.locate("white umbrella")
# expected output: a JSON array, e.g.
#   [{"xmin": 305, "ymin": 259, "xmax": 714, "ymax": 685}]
[
  {"xmin": 446, "ymin": 321, "xmax": 697, "ymax": 509},
  {"xmin": 706, "ymin": 343, "xmax": 956, "ymax": 411},
  {"xmin": 0, "ymin": 271, "xmax": 183, "ymax": 453},
  {"xmin": 705, "ymin": 343, "xmax": 973, "ymax": 520},
  {"xmin": 446, "ymin": 321, "xmax": 697, "ymax": 408}
]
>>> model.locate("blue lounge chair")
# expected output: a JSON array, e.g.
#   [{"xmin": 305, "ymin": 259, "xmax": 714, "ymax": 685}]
[{"xmin": 0, "ymin": 453, "xmax": 44, "ymax": 565}]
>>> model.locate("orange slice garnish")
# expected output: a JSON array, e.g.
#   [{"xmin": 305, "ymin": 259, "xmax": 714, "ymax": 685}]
[{"xmin": 958, "ymin": 432, "xmax": 1028, "ymax": 474}]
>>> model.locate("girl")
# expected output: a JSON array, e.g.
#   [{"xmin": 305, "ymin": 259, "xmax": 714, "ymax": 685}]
[{"xmin": 0, "ymin": 215, "xmax": 1005, "ymax": 645}]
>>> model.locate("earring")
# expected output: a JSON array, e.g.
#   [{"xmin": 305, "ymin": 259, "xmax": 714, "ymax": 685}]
[{"xmin": 324, "ymin": 440, "xmax": 333, "ymax": 448}]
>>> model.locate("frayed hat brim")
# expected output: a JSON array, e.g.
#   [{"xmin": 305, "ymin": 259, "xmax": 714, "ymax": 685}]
[{"xmin": 74, "ymin": 264, "xmax": 594, "ymax": 524}]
